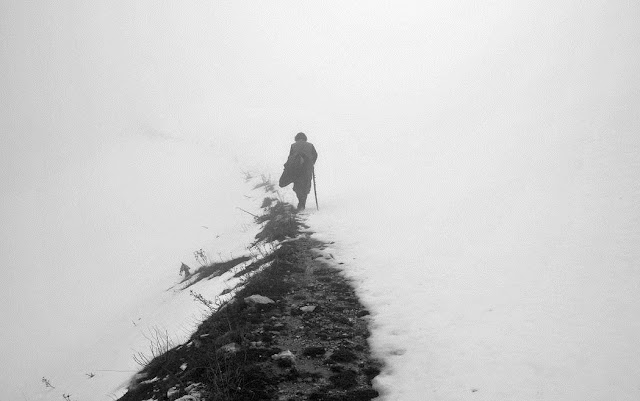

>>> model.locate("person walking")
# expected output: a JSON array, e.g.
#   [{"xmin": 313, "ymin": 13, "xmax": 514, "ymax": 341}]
[{"xmin": 279, "ymin": 132, "xmax": 318, "ymax": 210}]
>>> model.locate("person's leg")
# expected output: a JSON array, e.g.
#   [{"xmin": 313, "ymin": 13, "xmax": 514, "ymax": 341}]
[
  {"xmin": 294, "ymin": 189, "xmax": 306, "ymax": 210},
  {"xmin": 298, "ymin": 192, "xmax": 307, "ymax": 210},
  {"xmin": 294, "ymin": 174, "xmax": 311, "ymax": 210}
]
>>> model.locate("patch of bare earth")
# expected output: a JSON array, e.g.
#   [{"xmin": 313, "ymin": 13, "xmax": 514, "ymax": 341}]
[
  {"xmin": 261, "ymin": 236, "xmax": 381, "ymax": 401},
  {"xmin": 118, "ymin": 201, "xmax": 381, "ymax": 401}
]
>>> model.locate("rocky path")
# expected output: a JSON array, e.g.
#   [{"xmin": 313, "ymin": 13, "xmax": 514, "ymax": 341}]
[{"xmin": 118, "ymin": 208, "xmax": 381, "ymax": 401}]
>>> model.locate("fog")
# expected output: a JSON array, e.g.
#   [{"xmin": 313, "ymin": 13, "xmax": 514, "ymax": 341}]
[{"xmin": 1, "ymin": 1, "xmax": 639, "ymax": 399}]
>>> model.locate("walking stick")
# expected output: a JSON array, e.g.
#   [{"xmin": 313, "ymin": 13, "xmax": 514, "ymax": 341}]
[{"xmin": 312, "ymin": 168, "xmax": 319, "ymax": 210}]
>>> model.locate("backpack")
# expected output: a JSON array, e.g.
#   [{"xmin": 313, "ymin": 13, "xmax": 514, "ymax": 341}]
[{"xmin": 279, "ymin": 152, "xmax": 309, "ymax": 187}]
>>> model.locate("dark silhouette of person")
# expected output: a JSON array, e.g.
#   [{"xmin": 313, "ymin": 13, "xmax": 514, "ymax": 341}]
[{"xmin": 279, "ymin": 132, "xmax": 318, "ymax": 210}]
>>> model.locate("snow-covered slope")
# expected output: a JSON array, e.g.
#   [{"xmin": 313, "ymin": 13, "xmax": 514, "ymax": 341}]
[
  {"xmin": 0, "ymin": 137, "xmax": 262, "ymax": 400},
  {"xmin": 310, "ymin": 127, "xmax": 640, "ymax": 400},
  {"xmin": 305, "ymin": 5, "xmax": 640, "ymax": 400},
  {"xmin": 2, "ymin": 1, "xmax": 639, "ymax": 400},
  {"xmin": 25, "ymin": 257, "xmax": 256, "ymax": 401}
]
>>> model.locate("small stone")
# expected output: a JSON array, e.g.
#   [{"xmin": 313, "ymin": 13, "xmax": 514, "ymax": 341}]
[
  {"xmin": 300, "ymin": 305, "xmax": 317, "ymax": 313},
  {"xmin": 272, "ymin": 350, "xmax": 295, "ymax": 359},
  {"xmin": 167, "ymin": 386, "xmax": 180, "ymax": 401},
  {"xmin": 218, "ymin": 342, "xmax": 240, "ymax": 354},
  {"xmin": 272, "ymin": 350, "xmax": 295, "ymax": 362},
  {"xmin": 272, "ymin": 350, "xmax": 296, "ymax": 368},
  {"xmin": 245, "ymin": 295, "xmax": 275, "ymax": 305},
  {"xmin": 184, "ymin": 383, "xmax": 203, "ymax": 393}
]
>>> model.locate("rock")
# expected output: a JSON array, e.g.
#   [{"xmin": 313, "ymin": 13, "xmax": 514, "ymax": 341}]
[
  {"xmin": 184, "ymin": 383, "xmax": 203, "ymax": 393},
  {"xmin": 218, "ymin": 342, "xmax": 240, "ymax": 354},
  {"xmin": 244, "ymin": 295, "xmax": 275, "ymax": 305},
  {"xmin": 167, "ymin": 386, "xmax": 180, "ymax": 401},
  {"xmin": 266, "ymin": 322, "xmax": 286, "ymax": 331},
  {"xmin": 272, "ymin": 350, "xmax": 295, "ymax": 360},
  {"xmin": 272, "ymin": 350, "xmax": 296, "ymax": 367},
  {"xmin": 140, "ymin": 377, "xmax": 160, "ymax": 385},
  {"xmin": 300, "ymin": 305, "xmax": 317, "ymax": 313},
  {"xmin": 179, "ymin": 383, "xmax": 205, "ymax": 400}
]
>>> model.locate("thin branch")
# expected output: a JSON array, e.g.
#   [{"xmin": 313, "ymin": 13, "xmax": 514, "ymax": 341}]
[{"xmin": 236, "ymin": 207, "xmax": 258, "ymax": 218}]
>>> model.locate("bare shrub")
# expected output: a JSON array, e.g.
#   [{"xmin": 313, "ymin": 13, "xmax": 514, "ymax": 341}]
[{"xmin": 132, "ymin": 327, "xmax": 175, "ymax": 367}]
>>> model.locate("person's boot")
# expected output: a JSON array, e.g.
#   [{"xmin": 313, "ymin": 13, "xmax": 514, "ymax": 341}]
[{"xmin": 297, "ymin": 194, "xmax": 307, "ymax": 210}]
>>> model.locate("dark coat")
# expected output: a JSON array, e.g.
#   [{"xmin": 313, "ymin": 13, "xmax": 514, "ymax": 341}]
[{"xmin": 279, "ymin": 141, "xmax": 318, "ymax": 194}]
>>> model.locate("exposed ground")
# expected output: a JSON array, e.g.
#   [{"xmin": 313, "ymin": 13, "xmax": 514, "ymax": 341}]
[{"xmin": 117, "ymin": 200, "xmax": 381, "ymax": 401}]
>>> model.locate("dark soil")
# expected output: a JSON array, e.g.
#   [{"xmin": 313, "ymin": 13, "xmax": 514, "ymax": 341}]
[{"xmin": 118, "ymin": 201, "xmax": 381, "ymax": 401}]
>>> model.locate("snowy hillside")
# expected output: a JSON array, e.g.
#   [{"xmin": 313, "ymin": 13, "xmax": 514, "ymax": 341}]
[
  {"xmin": 2, "ymin": 1, "xmax": 639, "ymax": 400},
  {"xmin": 309, "ymin": 128, "xmax": 640, "ymax": 400},
  {"xmin": 304, "ymin": 4, "xmax": 640, "ymax": 399}
]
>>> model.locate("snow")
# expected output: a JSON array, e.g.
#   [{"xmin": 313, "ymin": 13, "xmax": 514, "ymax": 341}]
[
  {"xmin": 18, "ymin": 234, "xmax": 258, "ymax": 401},
  {"xmin": 309, "ymin": 129, "xmax": 640, "ymax": 400},
  {"xmin": 2, "ymin": 1, "xmax": 640, "ymax": 400},
  {"xmin": 0, "ymin": 135, "xmax": 263, "ymax": 400},
  {"xmin": 304, "ymin": 27, "xmax": 640, "ymax": 401}
]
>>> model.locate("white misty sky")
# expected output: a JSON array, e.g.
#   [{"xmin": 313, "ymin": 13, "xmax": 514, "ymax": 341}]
[{"xmin": 1, "ymin": 1, "xmax": 639, "ymax": 399}]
